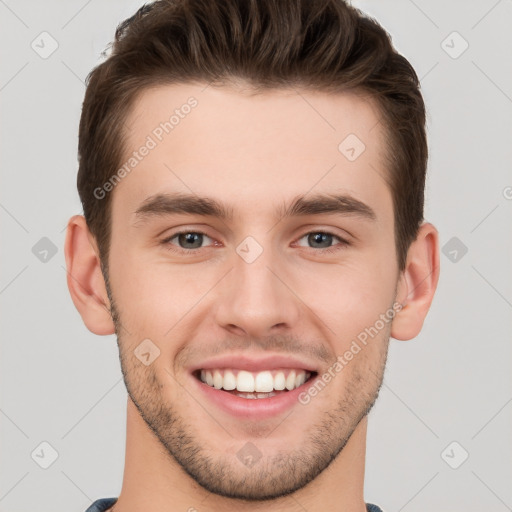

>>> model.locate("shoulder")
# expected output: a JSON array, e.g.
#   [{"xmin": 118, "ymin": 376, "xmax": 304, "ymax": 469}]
[{"xmin": 83, "ymin": 497, "xmax": 118, "ymax": 512}]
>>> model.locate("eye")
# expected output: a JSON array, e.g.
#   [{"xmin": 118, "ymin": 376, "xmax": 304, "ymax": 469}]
[
  {"xmin": 162, "ymin": 230, "xmax": 215, "ymax": 254},
  {"xmin": 295, "ymin": 231, "xmax": 350, "ymax": 254},
  {"xmin": 161, "ymin": 229, "xmax": 350, "ymax": 256}
]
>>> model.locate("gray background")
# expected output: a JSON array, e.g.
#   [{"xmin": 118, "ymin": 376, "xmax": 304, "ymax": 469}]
[{"xmin": 1, "ymin": 0, "xmax": 511, "ymax": 511}]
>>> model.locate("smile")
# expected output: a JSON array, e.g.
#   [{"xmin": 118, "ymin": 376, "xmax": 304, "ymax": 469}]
[
  {"xmin": 196, "ymin": 368, "xmax": 315, "ymax": 399},
  {"xmin": 189, "ymin": 354, "xmax": 320, "ymax": 419}
]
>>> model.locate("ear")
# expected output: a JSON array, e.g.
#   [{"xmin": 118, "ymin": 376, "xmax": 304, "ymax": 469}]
[
  {"xmin": 64, "ymin": 215, "xmax": 115, "ymax": 335},
  {"xmin": 391, "ymin": 222, "xmax": 440, "ymax": 341}
]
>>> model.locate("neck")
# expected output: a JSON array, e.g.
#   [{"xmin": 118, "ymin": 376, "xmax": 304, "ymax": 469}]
[{"xmin": 113, "ymin": 398, "xmax": 368, "ymax": 512}]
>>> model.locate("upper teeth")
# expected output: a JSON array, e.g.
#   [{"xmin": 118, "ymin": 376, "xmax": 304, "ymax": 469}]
[{"xmin": 199, "ymin": 369, "xmax": 311, "ymax": 392}]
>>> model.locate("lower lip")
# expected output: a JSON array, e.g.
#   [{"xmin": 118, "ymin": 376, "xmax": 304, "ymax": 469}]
[{"xmin": 191, "ymin": 373, "xmax": 317, "ymax": 420}]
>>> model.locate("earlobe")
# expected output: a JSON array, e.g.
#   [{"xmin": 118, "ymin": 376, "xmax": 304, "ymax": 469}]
[
  {"xmin": 64, "ymin": 215, "xmax": 116, "ymax": 335},
  {"xmin": 391, "ymin": 222, "xmax": 440, "ymax": 341}
]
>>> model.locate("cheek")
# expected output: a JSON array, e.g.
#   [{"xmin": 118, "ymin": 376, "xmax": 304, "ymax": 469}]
[
  {"xmin": 109, "ymin": 248, "xmax": 217, "ymax": 338},
  {"xmin": 294, "ymin": 258, "xmax": 396, "ymax": 347}
]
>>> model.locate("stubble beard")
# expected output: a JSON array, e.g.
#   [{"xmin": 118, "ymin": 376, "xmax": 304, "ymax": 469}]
[{"xmin": 104, "ymin": 277, "xmax": 389, "ymax": 501}]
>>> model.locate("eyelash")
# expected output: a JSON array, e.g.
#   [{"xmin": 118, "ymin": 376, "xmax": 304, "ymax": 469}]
[{"xmin": 161, "ymin": 230, "xmax": 350, "ymax": 256}]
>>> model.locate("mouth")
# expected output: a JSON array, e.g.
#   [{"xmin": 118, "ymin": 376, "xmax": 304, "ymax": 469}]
[
  {"xmin": 192, "ymin": 368, "xmax": 317, "ymax": 399},
  {"xmin": 190, "ymin": 359, "xmax": 319, "ymax": 420}
]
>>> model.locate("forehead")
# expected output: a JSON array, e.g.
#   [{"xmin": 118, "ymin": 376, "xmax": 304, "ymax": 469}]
[{"xmin": 114, "ymin": 82, "xmax": 392, "ymax": 225}]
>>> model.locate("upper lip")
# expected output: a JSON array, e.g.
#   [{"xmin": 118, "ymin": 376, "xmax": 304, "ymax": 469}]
[{"xmin": 189, "ymin": 354, "xmax": 319, "ymax": 374}]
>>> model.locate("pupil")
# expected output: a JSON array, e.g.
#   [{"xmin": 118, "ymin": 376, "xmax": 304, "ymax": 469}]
[
  {"xmin": 178, "ymin": 233, "xmax": 331, "ymax": 250},
  {"xmin": 180, "ymin": 233, "xmax": 202, "ymax": 248},
  {"xmin": 310, "ymin": 232, "xmax": 331, "ymax": 248}
]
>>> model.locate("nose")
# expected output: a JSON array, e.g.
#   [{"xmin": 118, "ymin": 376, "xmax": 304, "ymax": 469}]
[{"xmin": 213, "ymin": 241, "xmax": 302, "ymax": 339}]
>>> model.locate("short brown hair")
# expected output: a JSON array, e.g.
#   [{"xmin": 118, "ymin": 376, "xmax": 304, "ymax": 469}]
[{"xmin": 77, "ymin": 0, "xmax": 427, "ymax": 272}]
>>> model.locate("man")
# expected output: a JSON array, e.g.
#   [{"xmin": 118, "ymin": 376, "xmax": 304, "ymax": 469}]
[{"xmin": 65, "ymin": 0, "xmax": 439, "ymax": 511}]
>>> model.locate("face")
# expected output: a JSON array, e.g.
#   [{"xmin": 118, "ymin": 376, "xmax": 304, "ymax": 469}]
[{"xmin": 105, "ymin": 83, "xmax": 399, "ymax": 500}]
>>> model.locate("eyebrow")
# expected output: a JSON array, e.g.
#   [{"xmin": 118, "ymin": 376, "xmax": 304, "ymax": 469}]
[{"xmin": 133, "ymin": 192, "xmax": 377, "ymax": 223}]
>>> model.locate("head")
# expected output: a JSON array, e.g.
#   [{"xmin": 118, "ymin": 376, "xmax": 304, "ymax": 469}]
[{"xmin": 66, "ymin": 0, "xmax": 439, "ymax": 502}]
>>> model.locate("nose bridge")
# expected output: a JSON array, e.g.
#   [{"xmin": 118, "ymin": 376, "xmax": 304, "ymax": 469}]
[
  {"xmin": 214, "ymin": 234, "xmax": 301, "ymax": 336},
  {"xmin": 235, "ymin": 237, "xmax": 279, "ymax": 296}
]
